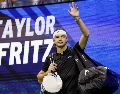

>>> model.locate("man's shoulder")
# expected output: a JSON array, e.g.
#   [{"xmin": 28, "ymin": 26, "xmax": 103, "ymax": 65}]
[{"xmin": 73, "ymin": 42, "xmax": 84, "ymax": 53}]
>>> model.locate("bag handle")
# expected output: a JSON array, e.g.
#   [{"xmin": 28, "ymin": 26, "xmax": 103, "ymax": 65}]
[
  {"xmin": 49, "ymin": 53, "xmax": 54, "ymax": 64},
  {"xmin": 49, "ymin": 53, "xmax": 58, "ymax": 75},
  {"xmin": 73, "ymin": 53, "xmax": 84, "ymax": 72},
  {"xmin": 70, "ymin": 48, "xmax": 84, "ymax": 72}
]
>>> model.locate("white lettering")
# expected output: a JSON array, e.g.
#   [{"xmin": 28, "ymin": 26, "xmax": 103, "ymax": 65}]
[
  {"xmin": 9, "ymin": 42, "xmax": 22, "ymax": 65},
  {"xmin": 25, "ymin": 18, "xmax": 34, "ymax": 36},
  {"xmin": 31, "ymin": 40, "xmax": 43, "ymax": 63},
  {"xmin": 0, "ymin": 43, "xmax": 10, "ymax": 65},
  {"xmin": 46, "ymin": 16, "xmax": 55, "ymax": 34},
  {"xmin": 42, "ymin": 39, "xmax": 53, "ymax": 62},
  {"xmin": 23, "ymin": 41, "xmax": 29, "ymax": 64},
  {"xmin": 2, "ymin": 19, "xmax": 13, "ymax": 38},
  {"xmin": 35, "ymin": 16, "xmax": 45, "ymax": 35},
  {"xmin": 15, "ymin": 18, "xmax": 26, "ymax": 37}
]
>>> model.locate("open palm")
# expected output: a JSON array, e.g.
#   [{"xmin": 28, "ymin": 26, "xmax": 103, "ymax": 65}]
[{"xmin": 68, "ymin": 2, "xmax": 79, "ymax": 17}]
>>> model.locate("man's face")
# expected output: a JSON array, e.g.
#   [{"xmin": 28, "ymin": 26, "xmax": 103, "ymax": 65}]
[{"xmin": 53, "ymin": 34, "xmax": 68, "ymax": 48}]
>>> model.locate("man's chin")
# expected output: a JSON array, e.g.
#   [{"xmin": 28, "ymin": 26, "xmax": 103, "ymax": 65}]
[{"xmin": 56, "ymin": 44, "xmax": 66, "ymax": 48}]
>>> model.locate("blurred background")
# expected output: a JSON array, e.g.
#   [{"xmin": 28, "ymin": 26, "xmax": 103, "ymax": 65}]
[
  {"xmin": 0, "ymin": 0, "xmax": 76, "ymax": 8},
  {"xmin": 0, "ymin": 0, "xmax": 120, "ymax": 94}
]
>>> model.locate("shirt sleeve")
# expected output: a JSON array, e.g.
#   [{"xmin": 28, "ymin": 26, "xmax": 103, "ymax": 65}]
[
  {"xmin": 73, "ymin": 42, "xmax": 84, "ymax": 53},
  {"xmin": 41, "ymin": 56, "xmax": 51, "ymax": 72}
]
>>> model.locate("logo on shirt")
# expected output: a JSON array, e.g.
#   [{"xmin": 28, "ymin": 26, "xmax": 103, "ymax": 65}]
[
  {"xmin": 67, "ymin": 56, "xmax": 72, "ymax": 59},
  {"xmin": 85, "ymin": 70, "xmax": 89, "ymax": 76},
  {"xmin": 75, "ymin": 59, "xmax": 79, "ymax": 62}
]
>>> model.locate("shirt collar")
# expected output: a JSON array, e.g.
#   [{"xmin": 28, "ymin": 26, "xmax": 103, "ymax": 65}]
[{"xmin": 56, "ymin": 46, "xmax": 71, "ymax": 55}]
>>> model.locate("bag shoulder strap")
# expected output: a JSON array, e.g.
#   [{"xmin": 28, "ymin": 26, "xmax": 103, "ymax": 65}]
[
  {"xmin": 69, "ymin": 48, "xmax": 84, "ymax": 72},
  {"xmin": 73, "ymin": 47, "xmax": 100, "ymax": 68}
]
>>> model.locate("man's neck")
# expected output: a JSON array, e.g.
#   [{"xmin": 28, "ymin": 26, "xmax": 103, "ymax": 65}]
[{"xmin": 56, "ymin": 45, "xmax": 67, "ymax": 54}]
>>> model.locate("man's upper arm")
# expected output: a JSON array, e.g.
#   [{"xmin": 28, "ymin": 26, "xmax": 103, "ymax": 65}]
[{"xmin": 41, "ymin": 56, "xmax": 50, "ymax": 72}]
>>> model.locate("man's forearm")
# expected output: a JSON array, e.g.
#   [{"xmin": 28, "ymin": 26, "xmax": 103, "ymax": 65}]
[
  {"xmin": 37, "ymin": 71, "xmax": 49, "ymax": 83},
  {"xmin": 74, "ymin": 16, "xmax": 89, "ymax": 37}
]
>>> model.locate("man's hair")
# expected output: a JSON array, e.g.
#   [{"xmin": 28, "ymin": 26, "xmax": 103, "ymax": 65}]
[{"xmin": 54, "ymin": 27, "xmax": 67, "ymax": 33}]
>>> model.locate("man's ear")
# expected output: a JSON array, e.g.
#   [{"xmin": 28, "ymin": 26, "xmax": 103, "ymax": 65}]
[
  {"xmin": 66, "ymin": 36, "xmax": 68, "ymax": 41},
  {"xmin": 53, "ymin": 38, "xmax": 55, "ymax": 42}
]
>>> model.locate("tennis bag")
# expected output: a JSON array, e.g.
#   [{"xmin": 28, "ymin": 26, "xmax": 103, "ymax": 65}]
[{"xmin": 73, "ymin": 47, "xmax": 119, "ymax": 94}]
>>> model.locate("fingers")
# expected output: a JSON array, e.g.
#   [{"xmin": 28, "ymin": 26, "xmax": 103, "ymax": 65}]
[
  {"xmin": 68, "ymin": 3, "xmax": 74, "ymax": 15},
  {"xmin": 70, "ymin": 2, "xmax": 77, "ymax": 9},
  {"xmin": 72, "ymin": 2, "xmax": 75, "ymax": 8},
  {"xmin": 51, "ymin": 67, "xmax": 56, "ymax": 72},
  {"xmin": 69, "ymin": 2, "xmax": 75, "ymax": 8},
  {"xmin": 68, "ymin": 10, "xmax": 71, "ymax": 15},
  {"xmin": 48, "ymin": 63, "xmax": 57, "ymax": 73},
  {"xmin": 68, "ymin": 2, "xmax": 78, "ymax": 12},
  {"xmin": 50, "ymin": 64, "xmax": 57, "ymax": 72},
  {"xmin": 75, "ymin": 4, "xmax": 79, "ymax": 10},
  {"xmin": 69, "ymin": 2, "xmax": 74, "ymax": 8},
  {"xmin": 69, "ymin": 3, "xmax": 73, "ymax": 11}
]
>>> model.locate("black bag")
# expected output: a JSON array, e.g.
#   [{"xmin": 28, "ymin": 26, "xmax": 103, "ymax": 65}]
[{"xmin": 73, "ymin": 48, "xmax": 119, "ymax": 94}]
